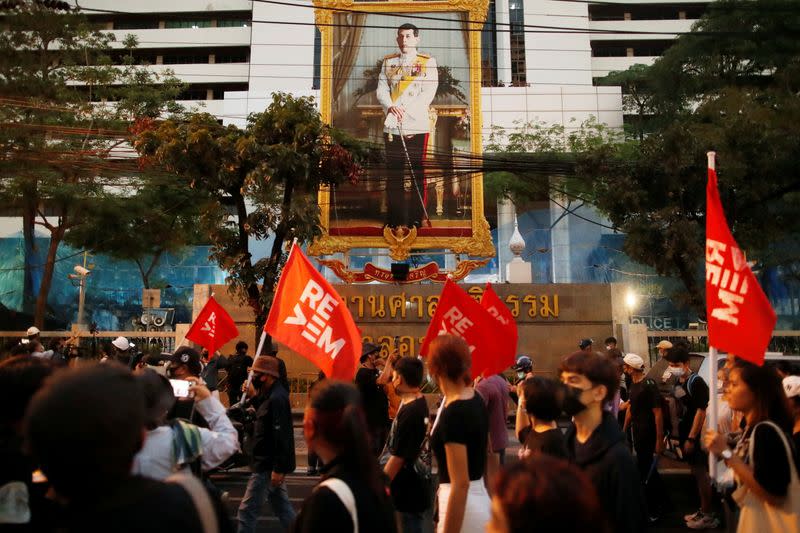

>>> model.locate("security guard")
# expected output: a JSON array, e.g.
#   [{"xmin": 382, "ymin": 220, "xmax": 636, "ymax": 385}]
[{"xmin": 376, "ymin": 22, "xmax": 438, "ymax": 228}]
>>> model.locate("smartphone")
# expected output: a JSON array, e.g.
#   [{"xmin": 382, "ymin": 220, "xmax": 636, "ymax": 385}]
[{"xmin": 169, "ymin": 379, "xmax": 191, "ymax": 398}]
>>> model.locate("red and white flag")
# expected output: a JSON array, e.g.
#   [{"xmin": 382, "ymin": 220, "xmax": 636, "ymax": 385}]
[
  {"xmin": 419, "ymin": 279, "xmax": 497, "ymax": 379},
  {"xmin": 264, "ymin": 244, "xmax": 361, "ymax": 380},
  {"xmin": 480, "ymin": 283, "xmax": 517, "ymax": 375},
  {"xmin": 706, "ymin": 167, "xmax": 776, "ymax": 365},
  {"xmin": 185, "ymin": 296, "xmax": 239, "ymax": 356}
]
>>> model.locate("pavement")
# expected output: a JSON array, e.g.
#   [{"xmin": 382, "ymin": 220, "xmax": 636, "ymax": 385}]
[{"xmin": 210, "ymin": 426, "xmax": 725, "ymax": 532}]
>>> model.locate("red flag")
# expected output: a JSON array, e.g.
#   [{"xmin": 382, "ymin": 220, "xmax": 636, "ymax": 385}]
[
  {"xmin": 264, "ymin": 244, "xmax": 361, "ymax": 380},
  {"xmin": 480, "ymin": 283, "xmax": 517, "ymax": 375},
  {"xmin": 706, "ymin": 167, "xmax": 776, "ymax": 365},
  {"xmin": 419, "ymin": 279, "xmax": 497, "ymax": 379},
  {"xmin": 185, "ymin": 296, "xmax": 239, "ymax": 356}
]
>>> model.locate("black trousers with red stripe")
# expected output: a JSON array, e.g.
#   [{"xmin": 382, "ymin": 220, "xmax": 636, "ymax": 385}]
[{"xmin": 384, "ymin": 132, "xmax": 428, "ymax": 228}]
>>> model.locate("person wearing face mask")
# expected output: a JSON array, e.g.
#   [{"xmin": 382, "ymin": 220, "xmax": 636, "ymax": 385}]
[
  {"xmin": 237, "ymin": 355, "xmax": 296, "ymax": 533},
  {"xmin": 164, "ymin": 347, "xmax": 209, "ymax": 428},
  {"xmin": 508, "ymin": 355, "xmax": 533, "ymax": 406},
  {"xmin": 382, "ymin": 357, "xmax": 431, "ymax": 533},
  {"xmin": 355, "ymin": 343, "xmax": 393, "ymax": 456},
  {"xmin": 664, "ymin": 346, "xmax": 717, "ymax": 530},
  {"xmin": 560, "ymin": 351, "xmax": 645, "ymax": 533}
]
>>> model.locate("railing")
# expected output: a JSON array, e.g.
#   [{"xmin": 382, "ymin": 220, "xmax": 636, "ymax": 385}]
[
  {"xmin": 645, "ymin": 330, "xmax": 800, "ymax": 362},
  {"xmin": 0, "ymin": 330, "xmax": 179, "ymax": 356}
]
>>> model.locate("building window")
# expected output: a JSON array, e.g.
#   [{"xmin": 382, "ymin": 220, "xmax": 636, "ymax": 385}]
[
  {"xmin": 215, "ymin": 51, "xmax": 249, "ymax": 63},
  {"xmin": 164, "ymin": 20, "xmax": 213, "ymax": 29},
  {"xmin": 589, "ymin": 3, "xmax": 707, "ymax": 21},
  {"xmin": 162, "ymin": 53, "xmax": 211, "ymax": 64},
  {"xmin": 113, "ymin": 20, "xmax": 160, "ymax": 30},
  {"xmin": 591, "ymin": 39, "xmax": 673, "ymax": 57},
  {"xmin": 481, "ymin": 0, "xmax": 498, "ymax": 87},
  {"xmin": 509, "ymin": 0, "xmax": 526, "ymax": 86},
  {"xmin": 217, "ymin": 19, "xmax": 249, "ymax": 27},
  {"xmin": 312, "ymin": 28, "xmax": 322, "ymax": 90}
]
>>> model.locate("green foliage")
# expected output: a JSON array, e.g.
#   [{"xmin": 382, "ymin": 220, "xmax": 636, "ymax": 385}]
[{"xmin": 134, "ymin": 93, "xmax": 366, "ymax": 326}]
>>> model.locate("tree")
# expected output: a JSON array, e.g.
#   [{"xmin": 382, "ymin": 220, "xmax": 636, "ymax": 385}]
[
  {"xmin": 0, "ymin": 3, "xmax": 184, "ymax": 326},
  {"xmin": 64, "ymin": 181, "xmax": 204, "ymax": 289},
  {"xmin": 134, "ymin": 93, "xmax": 365, "ymax": 328}
]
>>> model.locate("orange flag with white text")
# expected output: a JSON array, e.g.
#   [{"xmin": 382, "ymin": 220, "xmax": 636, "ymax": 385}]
[{"xmin": 264, "ymin": 244, "xmax": 361, "ymax": 380}]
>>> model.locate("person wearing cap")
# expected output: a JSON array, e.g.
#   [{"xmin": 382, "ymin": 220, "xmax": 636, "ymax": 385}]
[
  {"xmin": 355, "ymin": 342, "xmax": 392, "ymax": 456},
  {"xmin": 103, "ymin": 336, "xmax": 132, "ymax": 366},
  {"xmin": 784, "ymin": 375, "xmax": 800, "ymax": 453},
  {"xmin": 237, "ymin": 355, "xmax": 296, "ymax": 533},
  {"xmin": 622, "ymin": 353, "xmax": 665, "ymax": 522},
  {"xmin": 165, "ymin": 347, "xmax": 208, "ymax": 428},
  {"xmin": 21, "ymin": 326, "xmax": 40, "ymax": 346},
  {"xmin": 579, "ymin": 338, "xmax": 594, "ymax": 354}
]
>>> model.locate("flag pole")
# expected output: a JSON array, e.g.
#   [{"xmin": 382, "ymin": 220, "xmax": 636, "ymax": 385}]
[{"xmin": 707, "ymin": 151, "xmax": 719, "ymax": 481}]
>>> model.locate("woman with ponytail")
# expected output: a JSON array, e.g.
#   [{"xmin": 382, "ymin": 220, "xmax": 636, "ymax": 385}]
[
  {"xmin": 428, "ymin": 335, "xmax": 493, "ymax": 533},
  {"xmin": 293, "ymin": 380, "xmax": 397, "ymax": 533}
]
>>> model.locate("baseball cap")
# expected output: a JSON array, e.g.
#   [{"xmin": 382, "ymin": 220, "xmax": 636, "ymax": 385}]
[
  {"xmin": 360, "ymin": 342, "xmax": 380, "ymax": 363},
  {"xmin": 578, "ymin": 339, "xmax": 593, "ymax": 350},
  {"xmin": 783, "ymin": 375, "xmax": 800, "ymax": 399},
  {"xmin": 26, "ymin": 326, "xmax": 40, "ymax": 337},
  {"xmin": 251, "ymin": 356, "xmax": 281, "ymax": 378},
  {"xmin": 112, "ymin": 336, "xmax": 131, "ymax": 351},
  {"xmin": 623, "ymin": 353, "xmax": 645, "ymax": 370},
  {"xmin": 656, "ymin": 340, "xmax": 673, "ymax": 350},
  {"xmin": 167, "ymin": 347, "xmax": 202, "ymax": 375}
]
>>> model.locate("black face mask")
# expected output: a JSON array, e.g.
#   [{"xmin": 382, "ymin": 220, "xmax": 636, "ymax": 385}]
[{"xmin": 562, "ymin": 384, "xmax": 589, "ymax": 417}]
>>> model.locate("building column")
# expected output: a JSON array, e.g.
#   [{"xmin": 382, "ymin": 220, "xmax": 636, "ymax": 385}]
[{"xmin": 495, "ymin": 0, "xmax": 513, "ymax": 86}]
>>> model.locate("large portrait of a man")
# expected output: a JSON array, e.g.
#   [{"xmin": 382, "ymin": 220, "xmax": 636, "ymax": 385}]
[{"xmin": 311, "ymin": 0, "xmax": 494, "ymax": 262}]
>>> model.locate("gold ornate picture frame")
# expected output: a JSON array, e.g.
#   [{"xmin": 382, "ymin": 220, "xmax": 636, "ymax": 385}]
[{"xmin": 309, "ymin": 0, "xmax": 495, "ymax": 266}]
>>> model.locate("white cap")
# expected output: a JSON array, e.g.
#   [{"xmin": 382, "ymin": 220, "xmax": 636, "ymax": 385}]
[
  {"xmin": 112, "ymin": 336, "xmax": 130, "ymax": 351},
  {"xmin": 783, "ymin": 375, "xmax": 800, "ymax": 399},
  {"xmin": 27, "ymin": 326, "xmax": 40, "ymax": 337},
  {"xmin": 656, "ymin": 340, "xmax": 673, "ymax": 350},
  {"xmin": 623, "ymin": 353, "xmax": 645, "ymax": 370}
]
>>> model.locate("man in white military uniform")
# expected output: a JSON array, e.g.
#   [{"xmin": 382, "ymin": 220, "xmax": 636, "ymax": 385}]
[{"xmin": 376, "ymin": 23, "xmax": 438, "ymax": 228}]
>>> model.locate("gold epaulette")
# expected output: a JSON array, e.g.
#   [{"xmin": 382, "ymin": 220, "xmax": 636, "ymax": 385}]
[
  {"xmin": 383, "ymin": 53, "xmax": 400, "ymax": 60},
  {"xmin": 417, "ymin": 52, "xmax": 431, "ymax": 59}
]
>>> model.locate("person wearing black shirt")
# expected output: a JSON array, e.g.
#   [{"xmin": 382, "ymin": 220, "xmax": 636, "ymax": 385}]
[
  {"xmin": 355, "ymin": 343, "xmax": 391, "ymax": 455},
  {"xmin": 622, "ymin": 353, "xmax": 665, "ymax": 522},
  {"xmin": 428, "ymin": 335, "xmax": 494, "ymax": 533},
  {"xmin": 515, "ymin": 376, "xmax": 567, "ymax": 460},
  {"xmin": 200, "ymin": 349, "xmax": 230, "ymax": 393},
  {"xmin": 294, "ymin": 381, "xmax": 396, "ymax": 533},
  {"xmin": 664, "ymin": 347, "xmax": 717, "ymax": 529},
  {"xmin": 383, "ymin": 357, "xmax": 430, "ymax": 533},
  {"xmin": 561, "ymin": 351, "xmax": 645, "ymax": 533},
  {"xmin": 227, "ymin": 341, "xmax": 253, "ymax": 406},
  {"xmin": 705, "ymin": 360, "xmax": 800, "ymax": 533},
  {"xmin": 784, "ymin": 375, "xmax": 800, "ymax": 452},
  {"xmin": 237, "ymin": 356, "xmax": 296, "ymax": 533}
]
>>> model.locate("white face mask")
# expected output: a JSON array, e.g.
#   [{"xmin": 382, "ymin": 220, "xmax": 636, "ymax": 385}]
[
  {"xmin": 517, "ymin": 371, "xmax": 525, "ymax": 380},
  {"xmin": 668, "ymin": 366, "xmax": 686, "ymax": 378}
]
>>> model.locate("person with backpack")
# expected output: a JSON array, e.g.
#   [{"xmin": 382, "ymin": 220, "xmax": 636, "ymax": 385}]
[
  {"xmin": 294, "ymin": 380, "xmax": 397, "ymax": 533},
  {"xmin": 622, "ymin": 353, "xmax": 665, "ymax": 522},
  {"xmin": 664, "ymin": 346, "xmax": 717, "ymax": 529},
  {"xmin": 382, "ymin": 357, "xmax": 431, "ymax": 533}
]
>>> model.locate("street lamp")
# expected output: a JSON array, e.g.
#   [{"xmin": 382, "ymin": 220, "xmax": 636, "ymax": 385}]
[
  {"xmin": 625, "ymin": 289, "xmax": 638, "ymax": 324},
  {"xmin": 68, "ymin": 264, "xmax": 91, "ymax": 330}
]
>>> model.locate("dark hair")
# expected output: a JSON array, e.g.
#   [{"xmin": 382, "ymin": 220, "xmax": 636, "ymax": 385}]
[
  {"xmin": 394, "ymin": 357, "xmax": 424, "ymax": 388},
  {"xmin": 0, "ymin": 355, "xmax": 53, "ymax": 428},
  {"xmin": 732, "ymin": 360, "xmax": 794, "ymax": 433},
  {"xmin": 559, "ymin": 351, "xmax": 619, "ymax": 402},
  {"xmin": 664, "ymin": 345, "xmax": 690, "ymax": 364},
  {"xmin": 136, "ymin": 369, "xmax": 175, "ymax": 429},
  {"xmin": 24, "ymin": 365, "xmax": 145, "ymax": 500},
  {"xmin": 604, "ymin": 337, "xmax": 617, "ymax": 345},
  {"xmin": 523, "ymin": 377, "xmax": 562, "ymax": 421},
  {"xmin": 397, "ymin": 22, "xmax": 419, "ymax": 36},
  {"xmin": 309, "ymin": 381, "xmax": 383, "ymax": 496},
  {"xmin": 427, "ymin": 335, "xmax": 471, "ymax": 383},
  {"xmin": 172, "ymin": 346, "xmax": 202, "ymax": 376},
  {"xmin": 774, "ymin": 360, "xmax": 799, "ymax": 376},
  {"xmin": 492, "ymin": 456, "xmax": 609, "ymax": 533},
  {"xmin": 235, "ymin": 341, "xmax": 248, "ymax": 352}
]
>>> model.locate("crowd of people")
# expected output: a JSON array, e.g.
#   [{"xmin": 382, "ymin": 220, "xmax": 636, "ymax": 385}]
[{"xmin": 1, "ymin": 330, "xmax": 799, "ymax": 533}]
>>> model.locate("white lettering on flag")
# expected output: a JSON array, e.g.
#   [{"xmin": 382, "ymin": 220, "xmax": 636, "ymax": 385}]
[
  {"xmin": 706, "ymin": 238, "xmax": 751, "ymax": 326},
  {"xmin": 437, "ymin": 306, "xmax": 476, "ymax": 353},
  {"xmin": 286, "ymin": 280, "xmax": 346, "ymax": 359},
  {"xmin": 201, "ymin": 312, "xmax": 217, "ymax": 338},
  {"xmin": 486, "ymin": 306, "xmax": 509, "ymax": 325}
]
